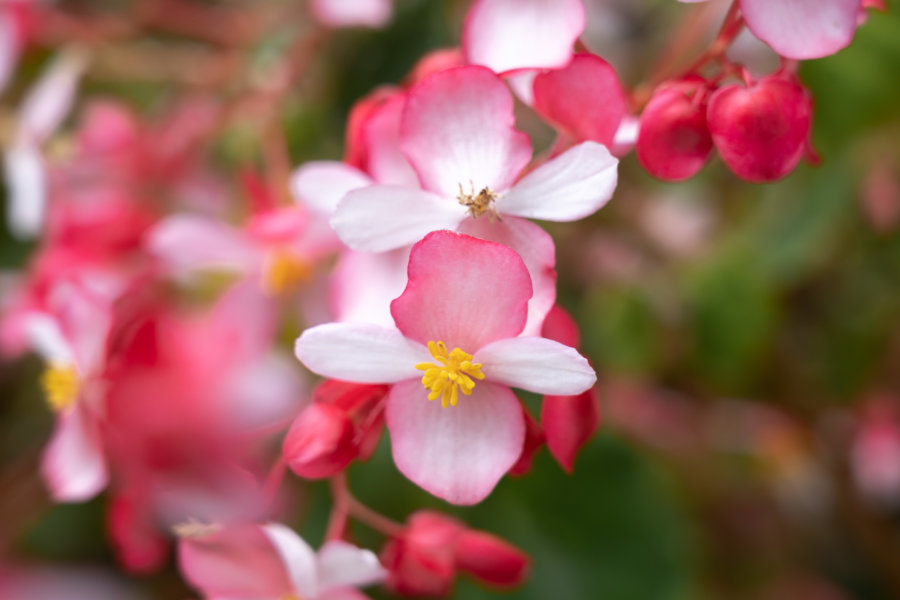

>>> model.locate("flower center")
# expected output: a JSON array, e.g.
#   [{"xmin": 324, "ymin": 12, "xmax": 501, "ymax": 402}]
[
  {"xmin": 457, "ymin": 183, "xmax": 500, "ymax": 220},
  {"xmin": 262, "ymin": 249, "xmax": 312, "ymax": 295},
  {"xmin": 41, "ymin": 363, "xmax": 80, "ymax": 412},
  {"xmin": 415, "ymin": 341, "xmax": 485, "ymax": 408}
]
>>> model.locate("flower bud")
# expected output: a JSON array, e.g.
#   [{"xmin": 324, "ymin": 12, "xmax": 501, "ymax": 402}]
[
  {"xmin": 282, "ymin": 403, "xmax": 357, "ymax": 479},
  {"xmin": 508, "ymin": 408, "xmax": 545, "ymax": 477},
  {"xmin": 542, "ymin": 388, "xmax": 600, "ymax": 473},
  {"xmin": 454, "ymin": 530, "xmax": 530, "ymax": 588},
  {"xmin": 637, "ymin": 78, "xmax": 713, "ymax": 181},
  {"xmin": 707, "ymin": 75, "xmax": 813, "ymax": 183},
  {"xmin": 381, "ymin": 512, "xmax": 463, "ymax": 597}
]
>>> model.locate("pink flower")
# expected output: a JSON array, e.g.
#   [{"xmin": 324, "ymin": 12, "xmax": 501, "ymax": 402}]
[
  {"xmin": 178, "ymin": 522, "xmax": 385, "ymax": 600},
  {"xmin": 295, "ymin": 231, "xmax": 595, "ymax": 504},
  {"xmin": 311, "ymin": 0, "xmax": 393, "ymax": 29}
]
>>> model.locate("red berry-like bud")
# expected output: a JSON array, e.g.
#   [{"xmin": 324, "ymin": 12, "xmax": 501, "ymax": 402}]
[
  {"xmin": 455, "ymin": 530, "xmax": 530, "ymax": 588},
  {"xmin": 707, "ymin": 75, "xmax": 813, "ymax": 183},
  {"xmin": 637, "ymin": 78, "xmax": 713, "ymax": 181},
  {"xmin": 282, "ymin": 403, "xmax": 357, "ymax": 479},
  {"xmin": 542, "ymin": 389, "xmax": 600, "ymax": 473},
  {"xmin": 381, "ymin": 512, "xmax": 463, "ymax": 597}
]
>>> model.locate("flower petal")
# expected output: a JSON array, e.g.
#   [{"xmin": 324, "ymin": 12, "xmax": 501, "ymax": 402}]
[
  {"xmin": 147, "ymin": 214, "xmax": 261, "ymax": 276},
  {"xmin": 532, "ymin": 53, "xmax": 628, "ymax": 147},
  {"xmin": 4, "ymin": 142, "xmax": 46, "ymax": 240},
  {"xmin": 390, "ymin": 230, "xmax": 532, "ymax": 351},
  {"xmin": 457, "ymin": 216, "xmax": 555, "ymax": 336},
  {"xmin": 295, "ymin": 323, "xmax": 430, "ymax": 383},
  {"xmin": 361, "ymin": 93, "xmax": 420, "ymax": 186},
  {"xmin": 318, "ymin": 541, "xmax": 386, "ymax": 591},
  {"xmin": 477, "ymin": 336, "xmax": 596, "ymax": 395},
  {"xmin": 741, "ymin": 0, "xmax": 860, "ymax": 60},
  {"xmin": 400, "ymin": 66, "xmax": 532, "ymax": 197},
  {"xmin": 17, "ymin": 47, "xmax": 87, "ymax": 144},
  {"xmin": 178, "ymin": 524, "xmax": 296, "ymax": 598},
  {"xmin": 386, "ymin": 379, "xmax": 525, "ymax": 505},
  {"xmin": 463, "ymin": 0, "xmax": 585, "ymax": 73},
  {"xmin": 291, "ymin": 161, "xmax": 373, "ymax": 216},
  {"xmin": 311, "ymin": 0, "xmax": 393, "ymax": 28},
  {"xmin": 261, "ymin": 522, "xmax": 319, "ymax": 598},
  {"xmin": 331, "ymin": 248, "xmax": 411, "ymax": 327},
  {"xmin": 497, "ymin": 141, "xmax": 618, "ymax": 222},
  {"xmin": 331, "ymin": 185, "xmax": 466, "ymax": 252},
  {"xmin": 41, "ymin": 406, "xmax": 108, "ymax": 502}
]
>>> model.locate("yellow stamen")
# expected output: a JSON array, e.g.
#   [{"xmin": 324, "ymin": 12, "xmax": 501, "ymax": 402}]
[
  {"xmin": 41, "ymin": 364, "xmax": 80, "ymax": 412},
  {"xmin": 415, "ymin": 341, "xmax": 485, "ymax": 408},
  {"xmin": 262, "ymin": 249, "xmax": 312, "ymax": 295},
  {"xmin": 457, "ymin": 182, "xmax": 501, "ymax": 220}
]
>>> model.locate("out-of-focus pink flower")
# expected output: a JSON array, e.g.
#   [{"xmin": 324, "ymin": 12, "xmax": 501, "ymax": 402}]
[
  {"xmin": 532, "ymin": 53, "xmax": 629, "ymax": 150},
  {"xmin": 637, "ymin": 77, "xmax": 714, "ymax": 181},
  {"xmin": 311, "ymin": 0, "xmax": 393, "ymax": 29},
  {"xmin": 852, "ymin": 396, "xmax": 900, "ymax": 507},
  {"xmin": 381, "ymin": 511, "xmax": 529, "ymax": 596},
  {"xmin": 178, "ymin": 522, "xmax": 385, "ymax": 600},
  {"xmin": 0, "ymin": 564, "xmax": 147, "ymax": 600},
  {"xmin": 463, "ymin": 0, "xmax": 585, "ymax": 74},
  {"xmin": 707, "ymin": 74, "xmax": 814, "ymax": 183},
  {"xmin": 296, "ymin": 231, "xmax": 595, "ymax": 504}
]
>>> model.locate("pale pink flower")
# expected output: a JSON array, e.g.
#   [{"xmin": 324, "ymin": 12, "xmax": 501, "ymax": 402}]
[
  {"xmin": 178, "ymin": 522, "xmax": 385, "ymax": 600},
  {"xmin": 295, "ymin": 231, "xmax": 596, "ymax": 504},
  {"xmin": 311, "ymin": 0, "xmax": 393, "ymax": 29}
]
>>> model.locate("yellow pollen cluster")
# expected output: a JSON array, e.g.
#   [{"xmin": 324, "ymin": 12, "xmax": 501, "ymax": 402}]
[
  {"xmin": 457, "ymin": 183, "xmax": 501, "ymax": 220},
  {"xmin": 416, "ymin": 341, "xmax": 485, "ymax": 408},
  {"xmin": 41, "ymin": 364, "xmax": 80, "ymax": 412},
  {"xmin": 263, "ymin": 249, "xmax": 313, "ymax": 295}
]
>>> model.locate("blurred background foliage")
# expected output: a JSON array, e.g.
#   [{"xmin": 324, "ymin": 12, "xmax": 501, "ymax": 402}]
[{"xmin": 2, "ymin": 1, "xmax": 900, "ymax": 599}]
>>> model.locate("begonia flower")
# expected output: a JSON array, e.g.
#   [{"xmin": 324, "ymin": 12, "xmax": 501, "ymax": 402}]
[
  {"xmin": 295, "ymin": 231, "xmax": 596, "ymax": 504},
  {"xmin": 178, "ymin": 522, "xmax": 385, "ymax": 600}
]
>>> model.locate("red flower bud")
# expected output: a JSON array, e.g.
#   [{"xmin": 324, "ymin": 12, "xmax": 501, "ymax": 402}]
[
  {"xmin": 282, "ymin": 403, "xmax": 357, "ymax": 479},
  {"xmin": 542, "ymin": 388, "xmax": 600, "ymax": 473},
  {"xmin": 454, "ymin": 530, "xmax": 530, "ymax": 588},
  {"xmin": 707, "ymin": 75, "xmax": 814, "ymax": 183},
  {"xmin": 509, "ymin": 407, "xmax": 545, "ymax": 477},
  {"xmin": 381, "ymin": 512, "xmax": 463, "ymax": 597},
  {"xmin": 637, "ymin": 78, "xmax": 713, "ymax": 181}
]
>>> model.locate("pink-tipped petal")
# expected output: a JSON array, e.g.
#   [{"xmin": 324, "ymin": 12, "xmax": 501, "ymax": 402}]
[
  {"xmin": 148, "ymin": 214, "xmax": 261, "ymax": 276},
  {"xmin": 463, "ymin": 0, "xmax": 585, "ymax": 73},
  {"xmin": 532, "ymin": 53, "xmax": 628, "ymax": 147},
  {"xmin": 390, "ymin": 231, "xmax": 532, "ymax": 351},
  {"xmin": 295, "ymin": 323, "xmax": 430, "ymax": 383},
  {"xmin": 457, "ymin": 216, "xmax": 555, "ymax": 336},
  {"xmin": 261, "ymin": 523, "xmax": 319, "ymax": 598},
  {"xmin": 386, "ymin": 379, "xmax": 525, "ymax": 505},
  {"xmin": 498, "ymin": 141, "xmax": 618, "ymax": 222},
  {"xmin": 41, "ymin": 406, "xmax": 108, "ymax": 502},
  {"xmin": 311, "ymin": 0, "xmax": 393, "ymax": 28},
  {"xmin": 291, "ymin": 161, "xmax": 373, "ymax": 216},
  {"xmin": 318, "ymin": 541, "xmax": 386, "ymax": 591},
  {"xmin": 362, "ymin": 93, "xmax": 419, "ymax": 186},
  {"xmin": 331, "ymin": 248, "xmax": 411, "ymax": 327},
  {"xmin": 178, "ymin": 524, "xmax": 297, "ymax": 598},
  {"xmin": 740, "ymin": 0, "xmax": 861, "ymax": 60},
  {"xmin": 331, "ymin": 186, "xmax": 466, "ymax": 252},
  {"xmin": 400, "ymin": 66, "xmax": 532, "ymax": 197},
  {"xmin": 477, "ymin": 336, "xmax": 595, "ymax": 395}
]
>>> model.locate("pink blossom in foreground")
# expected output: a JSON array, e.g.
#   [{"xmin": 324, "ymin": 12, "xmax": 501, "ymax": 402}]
[
  {"xmin": 178, "ymin": 522, "xmax": 385, "ymax": 600},
  {"xmin": 463, "ymin": 0, "xmax": 585, "ymax": 74},
  {"xmin": 295, "ymin": 231, "xmax": 595, "ymax": 504}
]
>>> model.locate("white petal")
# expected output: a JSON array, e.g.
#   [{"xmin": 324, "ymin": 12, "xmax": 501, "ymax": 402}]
[
  {"xmin": 477, "ymin": 336, "xmax": 596, "ymax": 395},
  {"xmin": 295, "ymin": 323, "xmax": 430, "ymax": 383},
  {"xmin": 498, "ymin": 141, "xmax": 618, "ymax": 222},
  {"xmin": 330, "ymin": 248, "xmax": 411, "ymax": 327},
  {"xmin": 41, "ymin": 406, "xmax": 108, "ymax": 502},
  {"xmin": 18, "ymin": 47, "xmax": 88, "ymax": 143},
  {"xmin": 317, "ymin": 541, "xmax": 386, "ymax": 591},
  {"xmin": 261, "ymin": 523, "xmax": 319, "ymax": 598},
  {"xmin": 4, "ymin": 143, "xmax": 46, "ymax": 239},
  {"xmin": 290, "ymin": 161, "xmax": 373, "ymax": 216},
  {"xmin": 331, "ymin": 185, "xmax": 465, "ymax": 252},
  {"xmin": 25, "ymin": 313, "xmax": 74, "ymax": 365}
]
